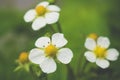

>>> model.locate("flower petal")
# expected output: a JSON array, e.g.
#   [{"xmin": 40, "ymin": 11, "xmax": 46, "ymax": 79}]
[
  {"xmin": 97, "ymin": 36, "xmax": 110, "ymax": 48},
  {"xmin": 45, "ymin": 12, "xmax": 59, "ymax": 24},
  {"xmin": 57, "ymin": 48, "xmax": 73, "ymax": 64},
  {"xmin": 85, "ymin": 38, "xmax": 96, "ymax": 50},
  {"xmin": 40, "ymin": 58, "xmax": 56, "ymax": 73},
  {"xmin": 29, "ymin": 48, "xmax": 45, "ymax": 64},
  {"xmin": 84, "ymin": 51, "xmax": 96, "ymax": 62},
  {"xmin": 35, "ymin": 37, "xmax": 50, "ymax": 48},
  {"xmin": 106, "ymin": 48, "xmax": 119, "ymax": 61},
  {"xmin": 37, "ymin": 1, "xmax": 49, "ymax": 7},
  {"xmin": 47, "ymin": 5, "xmax": 61, "ymax": 12},
  {"xmin": 32, "ymin": 17, "xmax": 47, "ymax": 31},
  {"xmin": 52, "ymin": 33, "xmax": 68, "ymax": 48},
  {"xmin": 24, "ymin": 9, "xmax": 37, "ymax": 22},
  {"xmin": 96, "ymin": 59, "xmax": 110, "ymax": 69}
]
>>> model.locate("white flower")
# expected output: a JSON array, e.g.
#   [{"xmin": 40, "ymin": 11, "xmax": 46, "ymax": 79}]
[
  {"xmin": 24, "ymin": 1, "xmax": 60, "ymax": 31},
  {"xmin": 84, "ymin": 36, "xmax": 119, "ymax": 69},
  {"xmin": 29, "ymin": 33, "xmax": 73, "ymax": 73}
]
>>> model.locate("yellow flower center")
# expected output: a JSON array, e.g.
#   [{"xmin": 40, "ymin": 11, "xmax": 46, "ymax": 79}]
[
  {"xmin": 19, "ymin": 52, "xmax": 28, "ymax": 63},
  {"xmin": 35, "ymin": 6, "xmax": 46, "ymax": 16},
  {"xmin": 94, "ymin": 46, "xmax": 106, "ymax": 58},
  {"xmin": 45, "ymin": 44, "xmax": 58, "ymax": 57},
  {"xmin": 88, "ymin": 33, "xmax": 97, "ymax": 40}
]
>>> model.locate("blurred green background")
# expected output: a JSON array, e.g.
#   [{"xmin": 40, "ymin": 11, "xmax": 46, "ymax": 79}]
[{"xmin": 0, "ymin": 0, "xmax": 120, "ymax": 80}]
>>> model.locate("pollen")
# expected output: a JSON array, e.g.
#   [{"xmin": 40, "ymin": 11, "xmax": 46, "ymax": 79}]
[
  {"xmin": 35, "ymin": 6, "xmax": 46, "ymax": 16},
  {"xmin": 45, "ymin": 44, "xmax": 58, "ymax": 57},
  {"xmin": 19, "ymin": 52, "xmax": 28, "ymax": 63},
  {"xmin": 94, "ymin": 46, "xmax": 106, "ymax": 58},
  {"xmin": 88, "ymin": 33, "xmax": 98, "ymax": 40}
]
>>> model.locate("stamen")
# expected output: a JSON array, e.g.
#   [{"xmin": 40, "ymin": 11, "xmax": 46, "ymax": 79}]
[
  {"xmin": 45, "ymin": 44, "xmax": 58, "ymax": 57},
  {"xmin": 19, "ymin": 52, "xmax": 28, "ymax": 63},
  {"xmin": 35, "ymin": 6, "xmax": 46, "ymax": 16},
  {"xmin": 94, "ymin": 46, "xmax": 106, "ymax": 58},
  {"xmin": 88, "ymin": 33, "xmax": 98, "ymax": 40}
]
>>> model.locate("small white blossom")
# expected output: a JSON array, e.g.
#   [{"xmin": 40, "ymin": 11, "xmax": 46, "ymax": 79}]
[
  {"xmin": 29, "ymin": 33, "xmax": 73, "ymax": 73},
  {"xmin": 24, "ymin": 1, "xmax": 60, "ymax": 31},
  {"xmin": 84, "ymin": 36, "xmax": 119, "ymax": 69}
]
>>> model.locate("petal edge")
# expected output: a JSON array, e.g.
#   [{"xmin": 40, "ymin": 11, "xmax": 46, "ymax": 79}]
[{"xmin": 57, "ymin": 48, "xmax": 73, "ymax": 64}]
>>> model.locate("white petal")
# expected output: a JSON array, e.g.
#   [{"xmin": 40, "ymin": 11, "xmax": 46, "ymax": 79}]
[
  {"xmin": 57, "ymin": 48, "xmax": 73, "ymax": 64},
  {"xmin": 45, "ymin": 12, "xmax": 59, "ymax": 24},
  {"xmin": 52, "ymin": 33, "xmax": 68, "ymax": 48},
  {"xmin": 97, "ymin": 36, "xmax": 110, "ymax": 48},
  {"xmin": 47, "ymin": 5, "xmax": 60, "ymax": 12},
  {"xmin": 96, "ymin": 59, "xmax": 110, "ymax": 69},
  {"xmin": 85, "ymin": 38, "xmax": 96, "ymax": 50},
  {"xmin": 84, "ymin": 51, "xmax": 96, "ymax": 62},
  {"xmin": 35, "ymin": 37, "xmax": 50, "ymax": 48},
  {"xmin": 106, "ymin": 48, "xmax": 119, "ymax": 61},
  {"xmin": 24, "ymin": 9, "xmax": 37, "ymax": 22},
  {"xmin": 32, "ymin": 17, "xmax": 47, "ymax": 31},
  {"xmin": 37, "ymin": 1, "xmax": 49, "ymax": 7},
  {"xmin": 29, "ymin": 48, "xmax": 45, "ymax": 64},
  {"xmin": 40, "ymin": 58, "xmax": 56, "ymax": 73}
]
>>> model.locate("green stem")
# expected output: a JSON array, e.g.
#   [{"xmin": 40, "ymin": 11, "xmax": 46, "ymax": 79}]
[
  {"xmin": 49, "ymin": 25, "xmax": 56, "ymax": 33},
  {"xmin": 77, "ymin": 49, "xmax": 86, "ymax": 76},
  {"xmin": 30, "ymin": 65, "xmax": 48, "ymax": 80},
  {"xmin": 76, "ymin": 34, "xmax": 86, "ymax": 77},
  {"xmin": 81, "ymin": 60, "xmax": 88, "ymax": 74},
  {"xmin": 39, "ymin": 73, "xmax": 48, "ymax": 80},
  {"xmin": 76, "ymin": 53, "xmax": 83, "ymax": 76},
  {"xmin": 29, "ymin": 66, "xmax": 38, "ymax": 80},
  {"xmin": 66, "ymin": 64, "xmax": 76, "ymax": 80},
  {"xmin": 78, "ymin": 59, "xmax": 88, "ymax": 77},
  {"xmin": 56, "ymin": 22, "xmax": 62, "ymax": 33}
]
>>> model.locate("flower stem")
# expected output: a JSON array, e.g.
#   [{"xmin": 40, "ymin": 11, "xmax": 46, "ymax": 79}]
[
  {"xmin": 81, "ymin": 60, "xmax": 88, "ymax": 74},
  {"xmin": 56, "ymin": 22, "xmax": 62, "ymax": 33},
  {"xmin": 76, "ymin": 34, "xmax": 86, "ymax": 77},
  {"xmin": 49, "ymin": 25, "xmax": 56, "ymax": 33},
  {"xmin": 66, "ymin": 64, "xmax": 76, "ymax": 80},
  {"xmin": 30, "ymin": 65, "xmax": 48, "ymax": 80},
  {"xmin": 77, "ymin": 49, "xmax": 86, "ymax": 76},
  {"xmin": 38, "ymin": 73, "xmax": 48, "ymax": 80},
  {"xmin": 29, "ymin": 66, "xmax": 38, "ymax": 80},
  {"xmin": 77, "ymin": 58, "xmax": 88, "ymax": 77}
]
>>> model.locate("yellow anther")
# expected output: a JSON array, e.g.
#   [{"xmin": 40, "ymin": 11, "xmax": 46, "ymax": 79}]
[
  {"xmin": 88, "ymin": 33, "xmax": 98, "ymax": 40},
  {"xmin": 19, "ymin": 52, "xmax": 28, "ymax": 63},
  {"xmin": 45, "ymin": 44, "xmax": 58, "ymax": 57},
  {"xmin": 35, "ymin": 6, "xmax": 46, "ymax": 16},
  {"xmin": 94, "ymin": 46, "xmax": 106, "ymax": 58}
]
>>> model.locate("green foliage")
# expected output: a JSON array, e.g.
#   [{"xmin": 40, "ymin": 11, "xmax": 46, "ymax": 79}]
[{"xmin": 0, "ymin": 0, "xmax": 120, "ymax": 80}]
